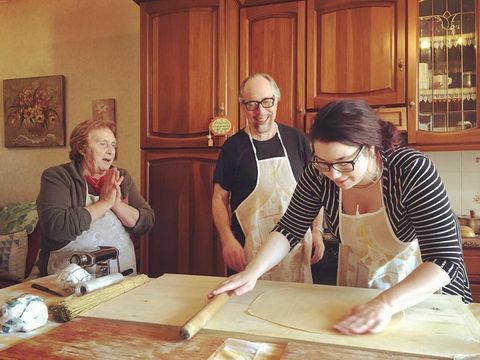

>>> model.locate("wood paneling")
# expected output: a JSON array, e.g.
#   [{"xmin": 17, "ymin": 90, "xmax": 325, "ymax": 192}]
[
  {"xmin": 376, "ymin": 106, "xmax": 407, "ymax": 131},
  {"xmin": 140, "ymin": 0, "xmax": 239, "ymax": 148},
  {"xmin": 464, "ymin": 247, "xmax": 480, "ymax": 303},
  {"xmin": 307, "ymin": 0, "xmax": 406, "ymax": 108},
  {"xmin": 138, "ymin": 0, "xmax": 238, "ymax": 276},
  {"xmin": 151, "ymin": 9, "xmax": 214, "ymax": 134},
  {"xmin": 305, "ymin": 107, "xmax": 407, "ymax": 134},
  {"xmin": 240, "ymin": 1, "xmax": 305, "ymax": 129},
  {"xmin": 142, "ymin": 149, "xmax": 225, "ymax": 278},
  {"xmin": 137, "ymin": 0, "xmax": 419, "ymax": 277}
]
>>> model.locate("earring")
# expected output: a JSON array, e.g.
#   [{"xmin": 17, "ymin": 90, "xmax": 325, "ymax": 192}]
[{"xmin": 366, "ymin": 151, "xmax": 380, "ymax": 181}]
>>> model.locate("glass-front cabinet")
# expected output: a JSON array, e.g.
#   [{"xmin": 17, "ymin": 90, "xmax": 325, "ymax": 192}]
[{"xmin": 408, "ymin": 0, "xmax": 480, "ymax": 149}]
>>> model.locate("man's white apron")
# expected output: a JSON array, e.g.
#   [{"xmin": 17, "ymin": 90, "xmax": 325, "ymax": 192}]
[{"xmin": 234, "ymin": 124, "xmax": 312, "ymax": 283}]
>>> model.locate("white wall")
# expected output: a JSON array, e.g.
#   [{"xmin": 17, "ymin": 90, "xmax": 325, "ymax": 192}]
[
  {"xmin": 0, "ymin": 0, "xmax": 140, "ymax": 206},
  {"xmin": 427, "ymin": 151, "xmax": 480, "ymax": 216}
]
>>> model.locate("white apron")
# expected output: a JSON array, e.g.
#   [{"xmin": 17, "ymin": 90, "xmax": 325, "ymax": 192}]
[
  {"xmin": 337, "ymin": 190, "xmax": 421, "ymax": 290},
  {"xmin": 234, "ymin": 124, "xmax": 313, "ymax": 283},
  {"xmin": 47, "ymin": 185, "xmax": 137, "ymax": 276}
]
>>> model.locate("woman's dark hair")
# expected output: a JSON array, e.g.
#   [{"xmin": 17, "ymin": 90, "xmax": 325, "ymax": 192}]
[{"xmin": 310, "ymin": 99, "xmax": 400, "ymax": 150}]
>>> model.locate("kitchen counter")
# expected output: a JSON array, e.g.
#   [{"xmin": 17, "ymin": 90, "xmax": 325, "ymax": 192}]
[
  {"xmin": 463, "ymin": 236, "xmax": 480, "ymax": 248},
  {"xmin": 0, "ymin": 274, "xmax": 479, "ymax": 359}
]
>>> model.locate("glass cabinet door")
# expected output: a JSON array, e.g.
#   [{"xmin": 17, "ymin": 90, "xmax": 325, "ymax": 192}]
[{"xmin": 417, "ymin": 0, "xmax": 477, "ymax": 133}]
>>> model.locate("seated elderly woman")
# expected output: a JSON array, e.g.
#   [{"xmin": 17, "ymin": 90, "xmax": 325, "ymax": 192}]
[{"xmin": 36, "ymin": 119, "xmax": 154, "ymax": 276}]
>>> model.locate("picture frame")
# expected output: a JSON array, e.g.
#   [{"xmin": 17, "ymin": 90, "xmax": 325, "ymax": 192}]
[
  {"xmin": 3, "ymin": 75, "xmax": 65, "ymax": 147},
  {"xmin": 92, "ymin": 98, "xmax": 115, "ymax": 123}
]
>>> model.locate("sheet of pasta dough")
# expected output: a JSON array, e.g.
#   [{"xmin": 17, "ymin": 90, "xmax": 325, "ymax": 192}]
[{"xmin": 247, "ymin": 288, "xmax": 403, "ymax": 333}]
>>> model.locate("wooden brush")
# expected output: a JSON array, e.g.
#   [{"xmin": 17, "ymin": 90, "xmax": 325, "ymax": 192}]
[{"xmin": 49, "ymin": 274, "xmax": 149, "ymax": 322}]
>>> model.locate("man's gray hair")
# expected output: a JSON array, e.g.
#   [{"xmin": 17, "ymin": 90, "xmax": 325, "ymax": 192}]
[{"xmin": 239, "ymin": 73, "xmax": 281, "ymax": 103}]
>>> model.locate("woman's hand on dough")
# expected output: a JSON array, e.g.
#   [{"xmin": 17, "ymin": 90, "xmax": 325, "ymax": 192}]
[{"xmin": 333, "ymin": 297, "xmax": 394, "ymax": 334}]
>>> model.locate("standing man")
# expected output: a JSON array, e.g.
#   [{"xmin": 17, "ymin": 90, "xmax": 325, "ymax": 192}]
[{"xmin": 212, "ymin": 73, "xmax": 323, "ymax": 282}]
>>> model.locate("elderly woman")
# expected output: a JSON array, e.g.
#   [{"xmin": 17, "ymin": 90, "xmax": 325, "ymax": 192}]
[
  {"xmin": 36, "ymin": 119, "xmax": 154, "ymax": 276},
  {"xmin": 210, "ymin": 99, "xmax": 472, "ymax": 335}
]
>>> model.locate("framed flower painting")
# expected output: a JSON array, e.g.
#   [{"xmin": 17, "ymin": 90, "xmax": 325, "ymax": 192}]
[{"xmin": 3, "ymin": 75, "xmax": 65, "ymax": 147}]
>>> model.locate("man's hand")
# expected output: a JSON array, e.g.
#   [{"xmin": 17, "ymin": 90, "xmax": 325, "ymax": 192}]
[
  {"xmin": 310, "ymin": 229, "xmax": 325, "ymax": 264},
  {"xmin": 222, "ymin": 237, "xmax": 247, "ymax": 272}
]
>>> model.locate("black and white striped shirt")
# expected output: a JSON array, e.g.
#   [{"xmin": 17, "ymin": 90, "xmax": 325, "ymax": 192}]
[{"xmin": 274, "ymin": 147, "xmax": 473, "ymax": 303}]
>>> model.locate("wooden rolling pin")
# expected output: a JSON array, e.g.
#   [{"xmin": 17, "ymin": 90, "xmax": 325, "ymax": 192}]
[{"xmin": 180, "ymin": 292, "xmax": 233, "ymax": 340}]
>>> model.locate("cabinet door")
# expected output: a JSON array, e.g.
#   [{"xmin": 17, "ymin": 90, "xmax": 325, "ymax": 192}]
[
  {"xmin": 140, "ymin": 0, "xmax": 239, "ymax": 148},
  {"xmin": 306, "ymin": 0, "xmax": 406, "ymax": 108},
  {"xmin": 142, "ymin": 149, "xmax": 225, "ymax": 277},
  {"xmin": 407, "ymin": 0, "xmax": 480, "ymax": 150},
  {"xmin": 463, "ymin": 247, "xmax": 480, "ymax": 303},
  {"xmin": 240, "ymin": 1, "xmax": 305, "ymax": 130},
  {"xmin": 305, "ymin": 108, "xmax": 407, "ymax": 135}
]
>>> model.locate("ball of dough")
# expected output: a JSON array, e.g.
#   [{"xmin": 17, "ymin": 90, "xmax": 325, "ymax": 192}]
[{"xmin": 461, "ymin": 225, "xmax": 476, "ymax": 238}]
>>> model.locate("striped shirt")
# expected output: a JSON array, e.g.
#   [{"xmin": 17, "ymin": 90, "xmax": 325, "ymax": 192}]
[{"xmin": 274, "ymin": 147, "xmax": 473, "ymax": 303}]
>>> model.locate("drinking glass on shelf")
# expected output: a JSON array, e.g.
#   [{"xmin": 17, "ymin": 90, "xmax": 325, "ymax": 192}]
[
  {"xmin": 463, "ymin": 72, "xmax": 473, "ymax": 88},
  {"xmin": 432, "ymin": 74, "xmax": 452, "ymax": 89}
]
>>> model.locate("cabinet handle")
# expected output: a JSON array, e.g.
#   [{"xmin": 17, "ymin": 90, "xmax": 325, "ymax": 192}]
[
  {"xmin": 298, "ymin": 107, "xmax": 304, "ymax": 114},
  {"xmin": 408, "ymin": 100, "xmax": 416, "ymax": 109},
  {"xmin": 399, "ymin": 59, "xmax": 404, "ymax": 71},
  {"xmin": 218, "ymin": 103, "xmax": 225, "ymax": 116}
]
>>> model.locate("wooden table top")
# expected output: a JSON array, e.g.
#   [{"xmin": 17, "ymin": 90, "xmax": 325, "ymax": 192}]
[
  {"xmin": 82, "ymin": 274, "xmax": 480, "ymax": 358},
  {"xmin": 0, "ymin": 317, "xmax": 446, "ymax": 360},
  {"xmin": 0, "ymin": 274, "xmax": 479, "ymax": 359}
]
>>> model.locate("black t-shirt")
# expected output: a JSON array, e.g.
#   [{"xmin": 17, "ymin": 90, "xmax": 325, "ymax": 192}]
[{"xmin": 213, "ymin": 123, "xmax": 311, "ymax": 246}]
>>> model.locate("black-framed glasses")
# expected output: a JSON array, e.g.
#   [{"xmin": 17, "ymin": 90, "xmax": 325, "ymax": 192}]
[
  {"xmin": 242, "ymin": 96, "xmax": 275, "ymax": 111},
  {"xmin": 311, "ymin": 145, "xmax": 365, "ymax": 173}
]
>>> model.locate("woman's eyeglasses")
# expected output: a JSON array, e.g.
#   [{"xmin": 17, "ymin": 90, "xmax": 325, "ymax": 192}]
[
  {"xmin": 242, "ymin": 97, "xmax": 275, "ymax": 111},
  {"xmin": 311, "ymin": 145, "xmax": 365, "ymax": 173}
]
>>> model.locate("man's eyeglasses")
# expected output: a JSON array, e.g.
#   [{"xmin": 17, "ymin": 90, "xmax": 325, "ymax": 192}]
[
  {"xmin": 311, "ymin": 145, "xmax": 365, "ymax": 173},
  {"xmin": 242, "ymin": 97, "xmax": 275, "ymax": 111}
]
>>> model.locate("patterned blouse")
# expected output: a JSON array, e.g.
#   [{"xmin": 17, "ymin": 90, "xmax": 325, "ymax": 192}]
[{"xmin": 273, "ymin": 147, "xmax": 473, "ymax": 303}]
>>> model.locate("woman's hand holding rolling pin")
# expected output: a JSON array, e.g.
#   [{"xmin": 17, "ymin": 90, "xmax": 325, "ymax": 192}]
[
  {"xmin": 209, "ymin": 232, "xmax": 291, "ymax": 299},
  {"xmin": 208, "ymin": 269, "xmax": 259, "ymax": 299}
]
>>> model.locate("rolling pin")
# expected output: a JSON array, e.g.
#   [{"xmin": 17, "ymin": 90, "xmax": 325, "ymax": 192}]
[{"xmin": 180, "ymin": 292, "xmax": 233, "ymax": 340}]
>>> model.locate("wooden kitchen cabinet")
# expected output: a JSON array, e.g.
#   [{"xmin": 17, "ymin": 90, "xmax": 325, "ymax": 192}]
[
  {"xmin": 464, "ymin": 246, "xmax": 480, "ymax": 303},
  {"xmin": 241, "ymin": 0, "xmax": 408, "ymax": 133},
  {"xmin": 406, "ymin": 0, "xmax": 480, "ymax": 150},
  {"xmin": 139, "ymin": 0, "xmax": 239, "ymax": 148},
  {"xmin": 142, "ymin": 149, "xmax": 225, "ymax": 278},
  {"xmin": 240, "ymin": 1, "xmax": 305, "ymax": 130},
  {"xmin": 137, "ymin": 0, "xmax": 237, "ymax": 276},
  {"xmin": 306, "ymin": 0, "xmax": 407, "ymax": 109},
  {"xmin": 305, "ymin": 106, "xmax": 407, "ymax": 134},
  {"xmin": 135, "ymin": 0, "xmax": 424, "ymax": 277}
]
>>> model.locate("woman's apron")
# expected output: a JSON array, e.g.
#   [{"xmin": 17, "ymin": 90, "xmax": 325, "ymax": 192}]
[
  {"xmin": 47, "ymin": 184, "xmax": 137, "ymax": 276},
  {"xmin": 234, "ymin": 124, "xmax": 313, "ymax": 283},
  {"xmin": 337, "ymin": 189, "xmax": 421, "ymax": 290}
]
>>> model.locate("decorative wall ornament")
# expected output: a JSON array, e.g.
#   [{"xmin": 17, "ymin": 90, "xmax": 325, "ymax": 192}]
[
  {"xmin": 3, "ymin": 75, "xmax": 65, "ymax": 147},
  {"xmin": 474, "ymin": 193, "xmax": 480, "ymax": 204},
  {"xmin": 92, "ymin": 98, "xmax": 115, "ymax": 123}
]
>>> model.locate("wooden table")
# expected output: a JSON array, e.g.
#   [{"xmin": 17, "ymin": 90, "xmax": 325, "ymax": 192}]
[{"xmin": 0, "ymin": 274, "xmax": 479, "ymax": 359}]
